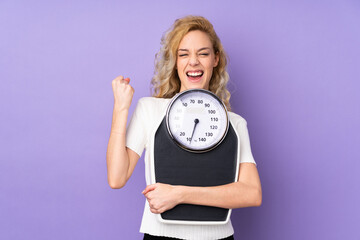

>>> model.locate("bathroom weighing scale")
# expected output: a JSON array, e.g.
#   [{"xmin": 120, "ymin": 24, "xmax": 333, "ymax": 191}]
[{"xmin": 153, "ymin": 89, "xmax": 240, "ymax": 225}]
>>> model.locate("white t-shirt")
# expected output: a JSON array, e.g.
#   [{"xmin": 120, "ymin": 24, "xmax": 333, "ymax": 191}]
[{"xmin": 126, "ymin": 97, "xmax": 256, "ymax": 240}]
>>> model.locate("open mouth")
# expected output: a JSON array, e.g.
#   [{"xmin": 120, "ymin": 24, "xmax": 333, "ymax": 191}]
[{"xmin": 186, "ymin": 70, "xmax": 204, "ymax": 81}]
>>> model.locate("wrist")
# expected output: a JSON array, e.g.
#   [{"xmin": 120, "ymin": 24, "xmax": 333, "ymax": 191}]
[
  {"xmin": 111, "ymin": 107, "xmax": 129, "ymax": 134},
  {"xmin": 110, "ymin": 130, "xmax": 126, "ymax": 135},
  {"xmin": 175, "ymin": 185, "xmax": 188, "ymax": 204},
  {"xmin": 113, "ymin": 104, "xmax": 129, "ymax": 113}
]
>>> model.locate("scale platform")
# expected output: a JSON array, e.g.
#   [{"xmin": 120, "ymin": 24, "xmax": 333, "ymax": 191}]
[{"xmin": 153, "ymin": 118, "xmax": 239, "ymax": 225}]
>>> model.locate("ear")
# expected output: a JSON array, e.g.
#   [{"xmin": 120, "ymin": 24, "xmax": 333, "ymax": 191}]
[{"xmin": 214, "ymin": 52, "xmax": 219, "ymax": 68}]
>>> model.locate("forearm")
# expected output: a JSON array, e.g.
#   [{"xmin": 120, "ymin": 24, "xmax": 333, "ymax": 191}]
[
  {"xmin": 143, "ymin": 163, "xmax": 262, "ymax": 213},
  {"xmin": 178, "ymin": 181, "xmax": 262, "ymax": 209},
  {"xmin": 106, "ymin": 107, "xmax": 129, "ymax": 188}
]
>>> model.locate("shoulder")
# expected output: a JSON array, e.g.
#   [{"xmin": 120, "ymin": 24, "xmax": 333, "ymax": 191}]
[
  {"xmin": 228, "ymin": 111, "xmax": 248, "ymax": 127},
  {"xmin": 135, "ymin": 97, "xmax": 172, "ymax": 122},
  {"xmin": 137, "ymin": 97, "xmax": 172, "ymax": 107}
]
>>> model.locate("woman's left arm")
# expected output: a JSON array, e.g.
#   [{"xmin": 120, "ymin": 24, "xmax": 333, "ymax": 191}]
[{"xmin": 143, "ymin": 162, "xmax": 262, "ymax": 214}]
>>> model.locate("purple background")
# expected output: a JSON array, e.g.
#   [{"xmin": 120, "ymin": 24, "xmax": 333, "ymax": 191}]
[{"xmin": 1, "ymin": 0, "xmax": 359, "ymax": 239}]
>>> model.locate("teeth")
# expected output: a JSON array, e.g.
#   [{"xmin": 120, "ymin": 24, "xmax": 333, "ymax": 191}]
[{"xmin": 187, "ymin": 72, "xmax": 203, "ymax": 77}]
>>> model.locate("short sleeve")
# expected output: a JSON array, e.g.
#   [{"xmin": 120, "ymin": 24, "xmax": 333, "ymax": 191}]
[
  {"xmin": 236, "ymin": 118, "xmax": 256, "ymax": 165},
  {"xmin": 125, "ymin": 99, "xmax": 147, "ymax": 157}
]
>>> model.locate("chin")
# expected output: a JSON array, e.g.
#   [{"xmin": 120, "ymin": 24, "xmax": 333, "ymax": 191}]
[
  {"xmin": 182, "ymin": 83, "xmax": 208, "ymax": 91},
  {"xmin": 186, "ymin": 79, "xmax": 209, "ymax": 90}
]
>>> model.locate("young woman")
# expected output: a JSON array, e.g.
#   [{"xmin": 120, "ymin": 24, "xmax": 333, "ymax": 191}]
[{"xmin": 107, "ymin": 16, "xmax": 262, "ymax": 240}]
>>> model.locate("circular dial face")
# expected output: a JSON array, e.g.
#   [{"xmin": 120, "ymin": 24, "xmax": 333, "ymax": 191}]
[{"xmin": 166, "ymin": 89, "xmax": 229, "ymax": 152}]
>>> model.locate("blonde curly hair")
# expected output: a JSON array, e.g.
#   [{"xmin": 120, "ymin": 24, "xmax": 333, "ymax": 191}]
[{"xmin": 151, "ymin": 15, "xmax": 231, "ymax": 110}]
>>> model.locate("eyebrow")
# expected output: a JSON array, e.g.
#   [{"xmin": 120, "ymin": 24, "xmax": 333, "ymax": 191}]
[{"xmin": 178, "ymin": 47, "xmax": 211, "ymax": 52}]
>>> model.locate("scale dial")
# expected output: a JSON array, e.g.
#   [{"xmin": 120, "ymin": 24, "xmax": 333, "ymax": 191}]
[{"xmin": 166, "ymin": 89, "xmax": 229, "ymax": 153}]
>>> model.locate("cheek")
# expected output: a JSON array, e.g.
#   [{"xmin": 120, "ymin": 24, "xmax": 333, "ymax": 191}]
[
  {"xmin": 176, "ymin": 61, "xmax": 181, "ymax": 71},
  {"xmin": 205, "ymin": 62, "xmax": 215, "ymax": 74},
  {"xmin": 177, "ymin": 62, "xmax": 187, "ymax": 74},
  {"xmin": 176, "ymin": 62, "xmax": 185, "ymax": 80}
]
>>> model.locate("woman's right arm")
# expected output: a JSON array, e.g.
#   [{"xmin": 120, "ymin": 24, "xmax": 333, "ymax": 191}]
[{"xmin": 106, "ymin": 76, "xmax": 141, "ymax": 189}]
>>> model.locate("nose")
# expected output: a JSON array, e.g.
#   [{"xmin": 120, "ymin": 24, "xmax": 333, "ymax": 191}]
[{"xmin": 189, "ymin": 54, "xmax": 199, "ymax": 66}]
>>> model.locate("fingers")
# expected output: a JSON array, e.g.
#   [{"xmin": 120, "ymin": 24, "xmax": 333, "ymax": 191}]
[
  {"xmin": 148, "ymin": 200, "xmax": 165, "ymax": 214},
  {"xmin": 150, "ymin": 208, "xmax": 159, "ymax": 214},
  {"xmin": 111, "ymin": 75, "xmax": 135, "ymax": 111},
  {"xmin": 111, "ymin": 75, "xmax": 134, "ymax": 94},
  {"xmin": 112, "ymin": 75, "xmax": 124, "ymax": 85},
  {"xmin": 142, "ymin": 183, "xmax": 175, "ymax": 214},
  {"xmin": 112, "ymin": 76, "xmax": 131, "ymax": 86},
  {"xmin": 150, "ymin": 207, "xmax": 164, "ymax": 214},
  {"xmin": 142, "ymin": 184, "xmax": 157, "ymax": 195}
]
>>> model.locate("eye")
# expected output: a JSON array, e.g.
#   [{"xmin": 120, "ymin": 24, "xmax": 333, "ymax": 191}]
[
  {"xmin": 178, "ymin": 54, "xmax": 188, "ymax": 57},
  {"xmin": 199, "ymin": 53, "xmax": 210, "ymax": 56}
]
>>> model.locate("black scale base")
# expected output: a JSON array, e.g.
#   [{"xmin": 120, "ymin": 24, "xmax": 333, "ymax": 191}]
[{"xmin": 154, "ymin": 118, "xmax": 238, "ymax": 222}]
